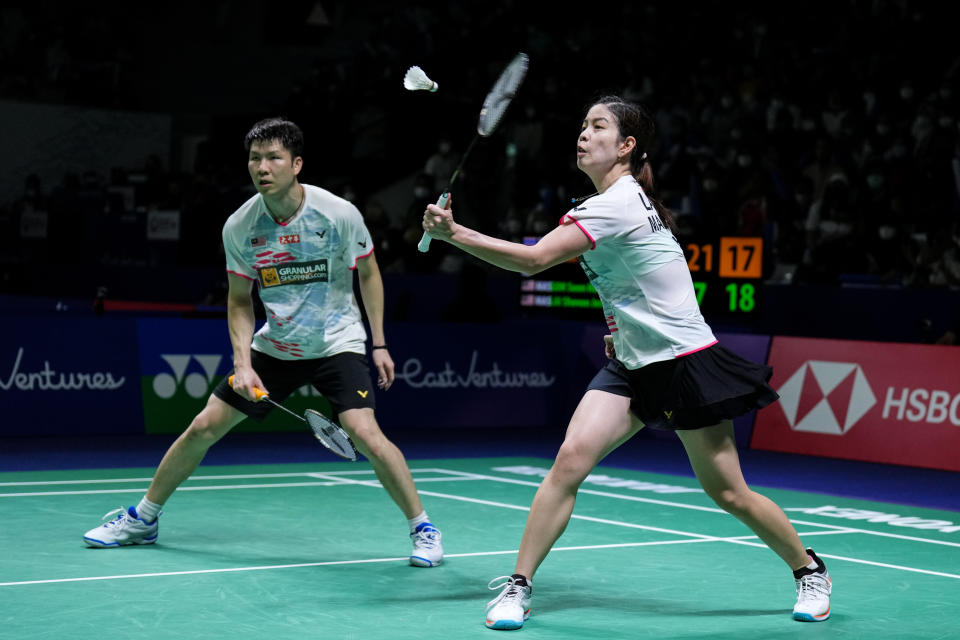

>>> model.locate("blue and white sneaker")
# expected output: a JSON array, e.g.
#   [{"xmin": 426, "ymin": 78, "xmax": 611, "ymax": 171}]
[
  {"xmin": 793, "ymin": 548, "xmax": 831, "ymax": 621},
  {"xmin": 409, "ymin": 522, "xmax": 443, "ymax": 567},
  {"xmin": 83, "ymin": 506, "xmax": 159, "ymax": 548},
  {"xmin": 485, "ymin": 575, "xmax": 532, "ymax": 630}
]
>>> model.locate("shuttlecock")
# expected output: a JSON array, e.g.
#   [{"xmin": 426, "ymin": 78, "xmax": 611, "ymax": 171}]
[{"xmin": 404, "ymin": 66, "xmax": 438, "ymax": 92}]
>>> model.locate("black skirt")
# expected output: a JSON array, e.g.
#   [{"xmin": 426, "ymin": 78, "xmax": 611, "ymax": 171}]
[{"xmin": 586, "ymin": 343, "xmax": 779, "ymax": 430}]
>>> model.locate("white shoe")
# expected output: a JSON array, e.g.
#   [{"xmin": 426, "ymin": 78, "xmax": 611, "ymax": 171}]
[
  {"xmin": 83, "ymin": 507, "xmax": 159, "ymax": 548},
  {"xmin": 485, "ymin": 575, "xmax": 532, "ymax": 630},
  {"xmin": 793, "ymin": 548, "xmax": 831, "ymax": 621},
  {"xmin": 409, "ymin": 522, "xmax": 443, "ymax": 567}
]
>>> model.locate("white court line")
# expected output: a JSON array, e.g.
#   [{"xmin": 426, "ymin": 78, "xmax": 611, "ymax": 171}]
[
  {"xmin": 0, "ymin": 532, "xmax": 868, "ymax": 588},
  {"xmin": 0, "ymin": 476, "xmax": 473, "ymax": 498},
  {"xmin": 429, "ymin": 468, "xmax": 960, "ymax": 550},
  {"xmin": 0, "ymin": 468, "xmax": 454, "ymax": 487},
  {"xmin": 1, "ymin": 469, "xmax": 958, "ymax": 586},
  {"xmin": 5, "ymin": 466, "xmax": 959, "ymax": 550},
  {"xmin": 2, "ymin": 528, "xmax": 956, "ymax": 588}
]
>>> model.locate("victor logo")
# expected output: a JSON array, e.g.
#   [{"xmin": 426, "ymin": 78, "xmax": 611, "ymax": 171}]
[
  {"xmin": 777, "ymin": 361, "xmax": 876, "ymax": 435},
  {"xmin": 152, "ymin": 354, "xmax": 222, "ymax": 399}
]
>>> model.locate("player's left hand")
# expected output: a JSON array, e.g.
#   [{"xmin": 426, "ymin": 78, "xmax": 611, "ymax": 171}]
[{"xmin": 372, "ymin": 348, "xmax": 395, "ymax": 390}]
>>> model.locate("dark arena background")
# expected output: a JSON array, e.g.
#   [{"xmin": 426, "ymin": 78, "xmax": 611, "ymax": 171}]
[{"xmin": 1, "ymin": 2, "xmax": 959, "ymax": 638}]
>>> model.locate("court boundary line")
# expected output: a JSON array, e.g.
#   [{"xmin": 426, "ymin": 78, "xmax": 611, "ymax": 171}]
[{"xmin": 0, "ymin": 531, "xmax": 889, "ymax": 588}]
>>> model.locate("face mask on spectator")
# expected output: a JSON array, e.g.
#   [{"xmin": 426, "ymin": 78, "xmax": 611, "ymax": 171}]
[{"xmin": 878, "ymin": 225, "xmax": 897, "ymax": 240}]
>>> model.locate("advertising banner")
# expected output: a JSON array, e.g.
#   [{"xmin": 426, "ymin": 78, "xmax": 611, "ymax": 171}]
[
  {"xmin": 0, "ymin": 315, "xmax": 143, "ymax": 435},
  {"xmin": 377, "ymin": 321, "xmax": 592, "ymax": 431},
  {"xmin": 751, "ymin": 337, "xmax": 960, "ymax": 472},
  {"xmin": 136, "ymin": 318, "xmax": 332, "ymax": 434}
]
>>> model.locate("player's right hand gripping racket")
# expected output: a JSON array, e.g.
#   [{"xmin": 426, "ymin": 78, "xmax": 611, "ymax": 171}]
[
  {"xmin": 228, "ymin": 375, "xmax": 359, "ymax": 461},
  {"xmin": 418, "ymin": 52, "xmax": 529, "ymax": 252}
]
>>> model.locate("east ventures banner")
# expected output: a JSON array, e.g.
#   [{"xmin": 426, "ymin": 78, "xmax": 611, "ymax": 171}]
[
  {"xmin": 378, "ymin": 321, "xmax": 597, "ymax": 430},
  {"xmin": 0, "ymin": 315, "xmax": 142, "ymax": 435},
  {"xmin": 752, "ymin": 336, "xmax": 960, "ymax": 471}
]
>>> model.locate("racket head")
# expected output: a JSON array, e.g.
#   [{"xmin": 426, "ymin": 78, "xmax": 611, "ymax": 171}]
[
  {"xmin": 304, "ymin": 409, "xmax": 359, "ymax": 461},
  {"xmin": 477, "ymin": 52, "xmax": 529, "ymax": 136}
]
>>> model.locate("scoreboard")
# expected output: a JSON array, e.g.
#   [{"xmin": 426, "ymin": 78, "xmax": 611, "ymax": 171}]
[
  {"xmin": 686, "ymin": 236, "xmax": 763, "ymax": 315},
  {"xmin": 520, "ymin": 236, "xmax": 764, "ymax": 323}
]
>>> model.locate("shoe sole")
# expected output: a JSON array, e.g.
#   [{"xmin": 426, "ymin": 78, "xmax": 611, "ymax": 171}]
[
  {"xmin": 409, "ymin": 555, "xmax": 442, "ymax": 567},
  {"xmin": 793, "ymin": 606, "xmax": 830, "ymax": 622},
  {"xmin": 485, "ymin": 611, "xmax": 529, "ymax": 630},
  {"xmin": 83, "ymin": 535, "xmax": 158, "ymax": 548}
]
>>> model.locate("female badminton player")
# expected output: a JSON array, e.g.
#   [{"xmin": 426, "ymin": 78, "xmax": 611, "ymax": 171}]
[{"xmin": 422, "ymin": 96, "xmax": 831, "ymax": 629}]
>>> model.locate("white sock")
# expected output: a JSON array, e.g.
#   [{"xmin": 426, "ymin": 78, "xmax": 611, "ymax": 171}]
[
  {"xmin": 136, "ymin": 497, "xmax": 162, "ymax": 523},
  {"xmin": 407, "ymin": 511, "xmax": 430, "ymax": 533},
  {"xmin": 805, "ymin": 556, "xmax": 819, "ymax": 571}
]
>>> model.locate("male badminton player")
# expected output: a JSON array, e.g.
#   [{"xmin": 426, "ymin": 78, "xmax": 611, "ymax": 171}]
[
  {"xmin": 84, "ymin": 118, "xmax": 443, "ymax": 568},
  {"xmin": 422, "ymin": 96, "xmax": 830, "ymax": 627}
]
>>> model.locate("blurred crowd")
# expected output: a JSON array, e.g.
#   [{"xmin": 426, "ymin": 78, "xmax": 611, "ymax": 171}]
[{"xmin": 2, "ymin": 1, "xmax": 959, "ymax": 296}]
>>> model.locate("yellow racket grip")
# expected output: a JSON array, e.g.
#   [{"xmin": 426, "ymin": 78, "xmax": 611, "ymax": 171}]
[{"xmin": 227, "ymin": 375, "xmax": 268, "ymax": 401}]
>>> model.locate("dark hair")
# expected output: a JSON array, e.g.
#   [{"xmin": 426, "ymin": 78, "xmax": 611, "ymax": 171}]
[
  {"xmin": 592, "ymin": 95, "xmax": 677, "ymax": 235},
  {"xmin": 243, "ymin": 117, "xmax": 304, "ymax": 159}
]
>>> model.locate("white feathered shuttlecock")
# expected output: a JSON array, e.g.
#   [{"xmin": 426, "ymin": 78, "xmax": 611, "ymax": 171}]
[{"xmin": 404, "ymin": 66, "xmax": 438, "ymax": 92}]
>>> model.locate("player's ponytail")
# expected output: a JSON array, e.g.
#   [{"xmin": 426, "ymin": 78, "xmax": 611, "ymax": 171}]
[{"xmin": 596, "ymin": 96, "xmax": 678, "ymax": 235}]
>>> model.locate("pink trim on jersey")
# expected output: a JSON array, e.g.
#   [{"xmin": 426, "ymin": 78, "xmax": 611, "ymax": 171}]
[
  {"xmin": 348, "ymin": 247, "xmax": 376, "ymax": 270},
  {"xmin": 560, "ymin": 214, "xmax": 596, "ymax": 249},
  {"xmin": 226, "ymin": 269, "xmax": 255, "ymax": 281},
  {"xmin": 676, "ymin": 339, "xmax": 718, "ymax": 358}
]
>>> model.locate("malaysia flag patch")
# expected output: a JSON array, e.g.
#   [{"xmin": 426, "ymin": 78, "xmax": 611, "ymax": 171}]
[{"xmin": 251, "ymin": 236, "xmax": 267, "ymax": 247}]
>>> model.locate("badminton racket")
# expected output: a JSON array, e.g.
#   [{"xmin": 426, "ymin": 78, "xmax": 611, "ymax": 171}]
[
  {"xmin": 228, "ymin": 375, "xmax": 359, "ymax": 461},
  {"xmin": 418, "ymin": 52, "xmax": 529, "ymax": 252}
]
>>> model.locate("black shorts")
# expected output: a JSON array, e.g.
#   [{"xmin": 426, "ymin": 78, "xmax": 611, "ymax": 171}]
[
  {"xmin": 212, "ymin": 350, "xmax": 376, "ymax": 421},
  {"xmin": 586, "ymin": 343, "xmax": 779, "ymax": 430}
]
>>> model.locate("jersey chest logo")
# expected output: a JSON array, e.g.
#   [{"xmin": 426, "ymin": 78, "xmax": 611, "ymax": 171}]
[
  {"xmin": 279, "ymin": 234, "xmax": 301, "ymax": 244},
  {"xmin": 258, "ymin": 259, "xmax": 329, "ymax": 288}
]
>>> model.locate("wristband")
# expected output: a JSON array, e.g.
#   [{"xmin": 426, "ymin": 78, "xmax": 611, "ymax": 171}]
[{"xmin": 372, "ymin": 345, "xmax": 388, "ymax": 350}]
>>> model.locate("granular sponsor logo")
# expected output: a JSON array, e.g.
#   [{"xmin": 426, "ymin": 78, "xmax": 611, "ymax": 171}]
[
  {"xmin": 777, "ymin": 360, "xmax": 876, "ymax": 435},
  {"xmin": 258, "ymin": 259, "xmax": 328, "ymax": 287},
  {"xmin": 279, "ymin": 234, "xmax": 300, "ymax": 244}
]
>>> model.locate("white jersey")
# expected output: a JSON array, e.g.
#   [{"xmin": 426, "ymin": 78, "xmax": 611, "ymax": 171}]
[
  {"xmin": 222, "ymin": 184, "xmax": 374, "ymax": 360},
  {"xmin": 561, "ymin": 175, "xmax": 716, "ymax": 369}
]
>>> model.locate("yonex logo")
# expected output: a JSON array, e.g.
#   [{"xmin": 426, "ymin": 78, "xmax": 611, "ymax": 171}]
[
  {"xmin": 153, "ymin": 355, "xmax": 223, "ymax": 399},
  {"xmin": 777, "ymin": 360, "xmax": 877, "ymax": 435}
]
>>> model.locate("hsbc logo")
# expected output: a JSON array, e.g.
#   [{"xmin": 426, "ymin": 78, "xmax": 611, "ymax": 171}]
[{"xmin": 777, "ymin": 361, "xmax": 876, "ymax": 435}]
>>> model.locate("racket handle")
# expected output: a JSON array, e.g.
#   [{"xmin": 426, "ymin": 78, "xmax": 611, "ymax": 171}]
[
  {"xmin": 227, "ymin": 375, "xmax": 268, "ymax": 401},
  {"xmin": 417, "ymin": 192, "xmax": 451, "ymax": 253}
]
